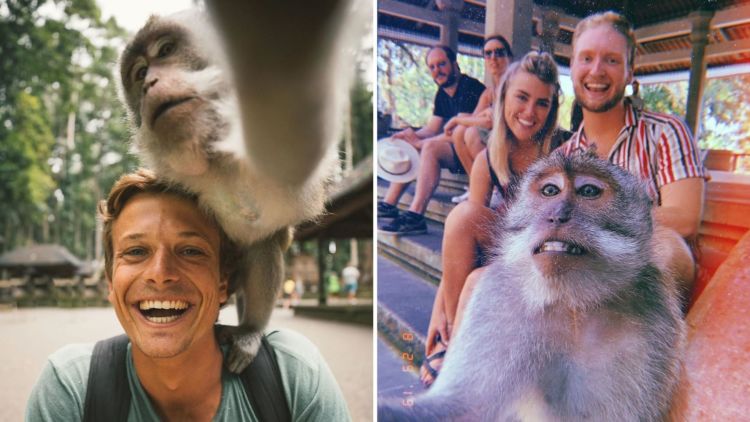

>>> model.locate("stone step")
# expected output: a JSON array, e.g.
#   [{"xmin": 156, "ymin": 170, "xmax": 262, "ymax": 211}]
[
  {"xmin": 377, "ymin": 254, "xmax": 436, "ymax": 372},
  {"xmin": 377, "ymin": 219, "xmax": 444, "ymax": 284},
  {"xmin": 377, "ymin": 178, "xmax": 457, "ymax": 225}
]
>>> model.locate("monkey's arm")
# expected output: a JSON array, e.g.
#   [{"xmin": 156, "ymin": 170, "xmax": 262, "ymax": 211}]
[
  {"xmin": 206, "ymin": 1, "xmax": 353, "ymax": 186},
  {"xmin": 654, "ymin": 176, "xmax": 705, "ymax": 239}
]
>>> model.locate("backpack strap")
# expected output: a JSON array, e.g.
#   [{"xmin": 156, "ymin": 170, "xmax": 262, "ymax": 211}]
[
  {"xmin": 84, "ymin": 334, "xmax": 131, "ymax": 422},
  {"xmin": 240, "ymin": 335, "xmax": 292, "ymax": 422},
  {"xmin": 83, "ymin": 333, "xmax": 290, "ymax": 422}
]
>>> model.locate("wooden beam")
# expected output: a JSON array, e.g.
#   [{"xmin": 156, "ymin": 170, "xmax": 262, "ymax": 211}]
[
  {"xmin": 712, "ymin": 3, "xmax": 750, "ymax": 29},
  {"xmin": 636, "ymin": 3, "xmax": 750, "ymax": 43},
  {"xmin": 636, "ymin": 18, "xmax": 691, "ymax": 43},
  {"xmin": 530, "ymin": 38, "xmax": 572, "ymax": 57},
  {"xmin": 532, "ymin": 6, "xmax": 579, "ymax": 32},
  {"xmin": 378, "ymin": 0, "xmax": 483, "ymax": 37},
  {"xmin": 635, "ymin": 38, "xmax": 750, "ymax": 68},
  {"xmin": 377, "ymin": 27, "xmax": 483, "ymax": 56}
]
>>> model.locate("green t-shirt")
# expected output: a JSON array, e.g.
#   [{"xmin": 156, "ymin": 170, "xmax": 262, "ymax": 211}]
[{"xmin": 25, "ymin": 329, "xmax": 351, "ymax": 421}]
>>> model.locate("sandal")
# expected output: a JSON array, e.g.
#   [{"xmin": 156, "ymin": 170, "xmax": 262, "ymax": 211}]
[{"xmin": 420, "ymin": 333, "xmax": 448, "ymax": 387}]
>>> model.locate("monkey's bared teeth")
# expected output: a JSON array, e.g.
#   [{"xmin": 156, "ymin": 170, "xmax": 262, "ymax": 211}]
[{"xmin": 536, "ymin": 241, "xmax": 584, "ymax": 255}]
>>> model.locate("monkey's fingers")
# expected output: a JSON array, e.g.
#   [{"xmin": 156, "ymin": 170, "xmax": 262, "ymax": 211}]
[{"xmin": 226, "ymin": 330, "xmax": 264, "ymax": 374}]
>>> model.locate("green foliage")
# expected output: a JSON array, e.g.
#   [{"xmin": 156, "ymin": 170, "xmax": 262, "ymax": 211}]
[
  {"xmin": 641, "ymin": 84, "xmax": 686, "ymax": 118},
  {"xmin": 640, "ymin": 76, "xmax": 750, "ymax": 160},
  {"xmin": 0, "ymin": 92, "xmax": 55, "ymax": 235},
  {"xmin": 0, "ymin": 0, "xmax": 135, "ymax": 257},
  {"xmin": 350, "ymin": 75, "xmax": 373, "ymax": 164}
]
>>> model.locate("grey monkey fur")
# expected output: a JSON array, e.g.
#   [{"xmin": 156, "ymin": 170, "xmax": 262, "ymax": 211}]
[
  {"xmin": 119, "ymin": 2, "xmax": 357, "ymax": 373},
  {"xmin": 379, "ymin": 150, "xmax": 685, "ymax": 421}
]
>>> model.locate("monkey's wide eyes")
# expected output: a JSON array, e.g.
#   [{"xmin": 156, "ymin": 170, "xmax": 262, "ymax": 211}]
[
  {"xmin": 541, "ymin": 184, "xmax": 560, "ymax": 197},
  {"xmin": 134, "ymin": 66, "xmax": 148, "ymax": 81},
  {"xmin": 577, "ymin": 184, "xmax": 602, "ymax": 198},
  {"xmin": 158, "ymin": 42, "xmax": 175, "ymax": 58}
]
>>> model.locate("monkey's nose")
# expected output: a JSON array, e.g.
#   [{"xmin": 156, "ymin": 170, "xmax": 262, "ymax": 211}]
[
  {"xmin": 547, "ymin": 201, "xmax": 572, "ymax": 224},
  {"xmin": 143, "ymin": 77, "xmax": 158, "ymax": 94}
]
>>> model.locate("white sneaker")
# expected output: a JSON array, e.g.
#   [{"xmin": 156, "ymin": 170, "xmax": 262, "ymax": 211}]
[
  {"xmin": 451, "ymin": 187, "xmax": 469, "ymax": 203},
  {"xmin": 489, "ymin": 188, "xmax": 504, "ymax": 208}
]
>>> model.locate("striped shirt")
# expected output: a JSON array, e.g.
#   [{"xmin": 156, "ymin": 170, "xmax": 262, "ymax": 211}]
[{"xmin": 562, "ymin": 102, "xmax": 707, "ymax": 204}]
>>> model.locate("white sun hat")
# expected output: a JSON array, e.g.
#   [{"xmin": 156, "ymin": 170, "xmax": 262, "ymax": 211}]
[{"xmin": 377, "ymin": 137, "xmax": 420, "ymax": 183}]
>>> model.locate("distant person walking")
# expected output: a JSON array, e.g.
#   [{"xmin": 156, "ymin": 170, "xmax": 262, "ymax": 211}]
[{"xmin": 342, "ymin": 263, "xmax": 361, "ymax": 304}]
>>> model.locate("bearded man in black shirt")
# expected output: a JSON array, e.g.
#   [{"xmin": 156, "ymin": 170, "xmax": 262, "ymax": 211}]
[{"xmin": 379, "ymin": 45, "xmax": 485, "ymax": 235}]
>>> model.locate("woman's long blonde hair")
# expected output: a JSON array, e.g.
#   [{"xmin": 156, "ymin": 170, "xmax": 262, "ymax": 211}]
[{"xmin": 488, "ymin": 51, "xmax": 561, "ymax": 186}]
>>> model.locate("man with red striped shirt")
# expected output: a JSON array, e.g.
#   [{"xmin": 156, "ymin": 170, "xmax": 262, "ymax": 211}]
[{"xmin": 564, "ymin": 11, "xmax": 707, "ymax": 294}]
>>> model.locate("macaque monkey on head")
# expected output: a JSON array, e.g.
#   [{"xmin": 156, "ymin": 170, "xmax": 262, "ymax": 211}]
[
  {"xmin": 379, "ymin": 150, "xmax": 685, "ymax": 421},
  {"xmin": 118, "ymin": 1, "xmax": 359, "ymax": 372}
]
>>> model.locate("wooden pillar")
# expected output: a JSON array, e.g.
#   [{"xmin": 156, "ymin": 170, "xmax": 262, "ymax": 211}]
[
  {"xmin": 318, "ymin": 237, "xmax": 327, "ymax": 306},
  {"xmin": 540, "ymin": 8, "xmax": 559, "ymax": 56},
  {"xmin": 685, "ymin": 10, "xmax": 714, "ymax": 138},
  {"xmin": 436, "ymin": 0, "xmax": 463, "ymax": 52},
  {"xmin": 486, "ymin": 0, "xmax": 533, "ymax": 57}
]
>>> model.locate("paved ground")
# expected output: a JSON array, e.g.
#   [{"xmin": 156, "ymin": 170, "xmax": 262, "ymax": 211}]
[
  {"xmin": 0, "ymin": 305, "xmax": 372, "ymax": 421},
  {"xmin": 377, "ymin": 336, "xmax": 424, "ymax": 398}
]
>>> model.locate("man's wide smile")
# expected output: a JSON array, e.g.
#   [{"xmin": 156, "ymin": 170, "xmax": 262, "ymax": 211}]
[{"xmin": 137, "ymin": 299, "xmax": 192, "ymax": 324}]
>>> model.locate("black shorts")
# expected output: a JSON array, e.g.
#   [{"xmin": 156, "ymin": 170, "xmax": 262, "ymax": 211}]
[{"xmin": 448, "ymin": 143, "xmax": 467, "ymax": 175}]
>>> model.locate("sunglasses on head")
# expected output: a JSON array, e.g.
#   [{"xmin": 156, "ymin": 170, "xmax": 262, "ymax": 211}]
[{"xmin": 484, "ymin": 48, "xmax": 508, "ymax": 59}]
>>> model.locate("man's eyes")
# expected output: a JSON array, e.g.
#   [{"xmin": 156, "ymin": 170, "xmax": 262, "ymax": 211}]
[
  {"xmin": 181, "ymin": 247, "xmax": 206, "ymax": 257},
  {"xmin": 122, "ymin": 247, "xmax": 148, "ymax": 257}
]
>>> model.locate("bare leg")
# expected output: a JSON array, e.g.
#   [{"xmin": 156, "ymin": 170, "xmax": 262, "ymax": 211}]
[
  {"xmin": 452, "ymin": 125, "xmax": 473, "ymax": 174},
  {"xmin": 464, "ymin": 126, "xmax": 486, "ymax": 163},
  {"xmin": 408, "ymin": 139, "xmax": 461, "ymax": 215},
  {"xmin": 439, "ymin": 201, "xmax": 498, "ymax": 326},
  {"xmin": 452, "ymin": 266, "xmax": 486, "ymax": 336},
  {"xmin": 383, "ymin": 181, "xmax": 408, "ymax": 206}
]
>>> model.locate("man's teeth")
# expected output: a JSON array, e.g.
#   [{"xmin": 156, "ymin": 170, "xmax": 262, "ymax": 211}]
[
  {"xmin": 147, "ymin": 315, "xmax": 181, "ymax": 323},
  {"xmin": 585, "ymin": 83, "xmax": 608, "ymax": 91},
  {"xmin": 139, "ymin": 300, "xmax": 189, "ymax": 310},
  {"xmin": 138, "ymin": 300, "xmax": 189, "ymax": 324}
]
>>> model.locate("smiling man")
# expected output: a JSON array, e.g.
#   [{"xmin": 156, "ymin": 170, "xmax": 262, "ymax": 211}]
[
  {"xmin": 563, "ymin": 11, "xmax": 707, "ymax": 296},
  {"xmin": 26, "ymin": 169, "xmax": 350, "ymax": 421}
]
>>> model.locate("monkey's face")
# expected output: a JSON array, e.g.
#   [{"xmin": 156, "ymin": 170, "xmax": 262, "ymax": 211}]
[
  {"xmin": 119, "ymin": 12, "xmax": 229, "ymax": 157},
  {"xmin": 501, "ymin": 151, "xmax": 653, "ymax": 307},
  {"xmin": 108, "ymin": 192, "xmax": 228, "ymax": 359}
]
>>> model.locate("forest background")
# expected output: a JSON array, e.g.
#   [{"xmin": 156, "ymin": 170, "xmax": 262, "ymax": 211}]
[{"xmin": 0, "ymin": 0, "xmax": 374, "ymax": 279}]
